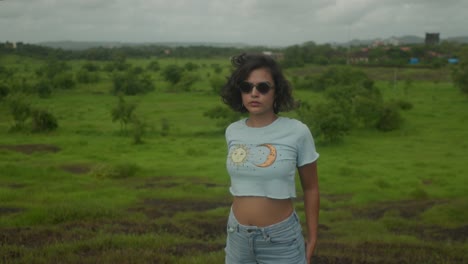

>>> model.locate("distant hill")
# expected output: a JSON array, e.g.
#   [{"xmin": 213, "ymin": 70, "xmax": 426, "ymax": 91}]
[
  {"xmin": 446, "ymin": 36, "xmax": 468, "ymax": 43},
  {"xmin": 334, "ymin": 35, "xmax": 468, "ymax": 47},
  {"xmin": 37, "ymin": 36, "xmax": 468, "ymax": 50},
  {"xmin": 37, "ymin": 41, "xmax": 251, "ymax": 50}
]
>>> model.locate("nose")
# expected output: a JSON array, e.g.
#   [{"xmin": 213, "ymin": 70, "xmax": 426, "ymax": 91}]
[{"xmin": 250, "ymin": 87, "xmax": 260, "ymax": 97}]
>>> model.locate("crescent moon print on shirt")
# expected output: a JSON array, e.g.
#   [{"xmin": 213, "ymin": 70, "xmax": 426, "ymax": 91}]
[{"xmin": 229, "ymin": 144, "xmax": 277, "ymax": 168}]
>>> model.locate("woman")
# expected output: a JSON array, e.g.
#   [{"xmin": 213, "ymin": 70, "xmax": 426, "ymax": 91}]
[{"xmin": 221, "ymin": 53, "xmax": 320, "ymax": 263}]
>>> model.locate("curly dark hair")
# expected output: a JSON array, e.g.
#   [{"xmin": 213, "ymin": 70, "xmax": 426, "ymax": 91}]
[{"xmin": 221, "ymin": 53, "xmax": 296, "ymax": 114}]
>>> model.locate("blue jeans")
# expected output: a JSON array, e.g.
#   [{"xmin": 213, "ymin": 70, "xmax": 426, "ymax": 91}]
[{"xmin": 225, "ymin": 208, "xmax": 306, "ymax": 264}]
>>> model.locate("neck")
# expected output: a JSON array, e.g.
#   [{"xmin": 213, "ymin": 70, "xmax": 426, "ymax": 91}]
[{"xmin": 246, "ymin": 113, "xmax": 278, "ymax": 128}]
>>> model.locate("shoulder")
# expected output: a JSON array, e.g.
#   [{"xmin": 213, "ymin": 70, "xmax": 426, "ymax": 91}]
[
  {"xmin": 278, "ymin": 117, "xmax": 309, "ymax": 131},
  {"xmin": 225, "ymin": 118, "xmax": 247, "ymax": 135}
]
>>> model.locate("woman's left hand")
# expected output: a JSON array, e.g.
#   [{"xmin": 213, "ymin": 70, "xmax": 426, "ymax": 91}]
[{"xmin": 305, "ymin": 240, "xmax": 316, "ymax": 263}]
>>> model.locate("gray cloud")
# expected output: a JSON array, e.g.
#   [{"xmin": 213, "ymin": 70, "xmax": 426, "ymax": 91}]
[{"xmin": 0, "ymin": 0, "xmax": 467, "ymax": 46}]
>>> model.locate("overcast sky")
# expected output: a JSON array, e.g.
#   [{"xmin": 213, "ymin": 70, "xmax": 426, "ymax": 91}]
[{"xmin": 1, "ymin": 0, "xmax": 467, "ymax": 47}]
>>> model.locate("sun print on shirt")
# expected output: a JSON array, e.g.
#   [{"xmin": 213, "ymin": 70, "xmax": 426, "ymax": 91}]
[{"xmin": 229, "ymin": 144, "xmax": 277, "ymax": 169}]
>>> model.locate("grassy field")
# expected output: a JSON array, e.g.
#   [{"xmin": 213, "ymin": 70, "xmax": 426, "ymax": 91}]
[{"xmin": 0, "ymin": 55, "xmax": 467, "ymax": 263}]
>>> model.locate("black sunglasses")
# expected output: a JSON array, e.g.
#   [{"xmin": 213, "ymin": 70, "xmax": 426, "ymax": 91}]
[{"xmin": 238, "ymin": 81, "xmax": 273, "ymax": 94}]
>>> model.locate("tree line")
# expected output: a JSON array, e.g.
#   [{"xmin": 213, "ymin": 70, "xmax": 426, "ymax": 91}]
[{"xmin": 3, "ymin": 41, "xmax": 466, "ymax": 68}]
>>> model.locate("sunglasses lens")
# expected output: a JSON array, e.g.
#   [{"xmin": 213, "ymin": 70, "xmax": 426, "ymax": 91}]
[
  {"xmin": 256, "ymin": 82, "xmax": 271, "ymax": 94},
  {"xmin": 239, "ymin": 82, "xmax": 253, "ymax": 93}
]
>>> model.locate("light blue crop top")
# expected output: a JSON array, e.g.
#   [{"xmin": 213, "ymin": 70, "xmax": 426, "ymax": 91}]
[{"xmin": 225, "ymin": 117, "xmax": 319, "ymax": 199}]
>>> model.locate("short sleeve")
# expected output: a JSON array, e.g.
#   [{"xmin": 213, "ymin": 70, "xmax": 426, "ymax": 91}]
[{"xmin": 296, "ymin": 123, "xmax": 319, "ymax": 167}]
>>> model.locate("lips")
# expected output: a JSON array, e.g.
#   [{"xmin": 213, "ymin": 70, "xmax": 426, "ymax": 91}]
[{"xmin": 248, "ymin": 101, "xmax": 261, "ymax": 107}]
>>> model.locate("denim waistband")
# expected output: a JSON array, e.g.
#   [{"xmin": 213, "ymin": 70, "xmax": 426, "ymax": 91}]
[{"xmin": 228, "ymin": 207, "xmax": 300, "ymax": 235}]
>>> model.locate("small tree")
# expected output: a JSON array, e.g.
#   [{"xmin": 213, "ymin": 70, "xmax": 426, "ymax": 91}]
[
  {"xmin": 0, "ymin": 83, "xmax": 9, "ymax": 100},
  {"xmin": 7, "ymin": 94, "xmax": 32, "ymax": 131},
  {"xmin": 111, "ymin": 95, "xmax": 136, "ymax": 133},
  {"xmin": 76, "ymin": 69, "xmax": 100, "ymax": 84},
  {"xmin": 174, "ymin": 72, "xmax": 200, "ymax": 92},
  {"xmin": 112, "ymin": 71, "xmax": 154, "ymax": 95},
  {"xmin": 130, "ymin": 116, "xmax": 147, "ymax": 144},
  {"xmin": 31, "ymin": 109, "xmax": 58, "ymax": 132},
  {"xmin": 376, "ymin": 103, "xmax": 403, "ymax": 132},
  {"xmin": 297, "ymin": 101, "xmax": 351, "ymax": 143},
  {"xmin": 147, "ymin": 60, "xmax": 161, "ymax": 72},
  {"xmin": 184, "ymin": 62, "xmax": 199, "ymax": 71},
  {"xmin": 52, "ymin": 72, "xmax": 76, "ymax": 89},
  {"xmin": 162, "ymin": 64, "xmax": 184, "ymax": 85},
  {"xmin": 160, "ymin": 118, "xmax": 170, "ymax": 137},
  {"xmin": 453, "ymin": 68, "xmax": 468, "ymax": 94},
  {"xmin": 209, "ymin": 76, "xmax": 226, "ymax": 95},
  {"xmin": 82, "ymin": 61, "xmax": 100, "ymax": 72},
  {"xmin": 34, "ymin": 79, "xmax": 53, "ymax": 98}
]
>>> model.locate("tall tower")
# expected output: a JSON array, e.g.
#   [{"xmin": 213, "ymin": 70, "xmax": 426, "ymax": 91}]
[{"xmin": 425, "ymin": 33, "xmax": 440, "ymax": 45}]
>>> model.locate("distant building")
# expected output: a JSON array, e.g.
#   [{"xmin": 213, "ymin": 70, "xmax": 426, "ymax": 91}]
[
  {"xmin": 262, "ymin": 51, "xmax": 284, "ymax": 60},
  {"xmin": 425, "ymin": 33, "xmax": 440, "ymax": 45},
  {"xmin": 409, "ymin": 58, "xmax": 419, "ymax": 65},
  {"xmin": 348, "ymin": 48, "xmax": 369, "ymax": 64},
  {"xmin": 448, "ymin": 58, "xmax": 459, "ymax": 64},
  {"xmin": 4, "ymin": 42, "xmax": 16, "ymax": 49},
  {"xmin": 387, "ymin": 37, "xmax": 400, "ymax": 46}
]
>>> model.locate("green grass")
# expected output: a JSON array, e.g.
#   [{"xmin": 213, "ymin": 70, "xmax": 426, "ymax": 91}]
[{"xmin": 1, "ymin": 56, "xmax": 467, "ymax": 263}]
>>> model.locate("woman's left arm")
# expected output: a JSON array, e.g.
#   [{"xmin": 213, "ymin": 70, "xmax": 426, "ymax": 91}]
[{"xmin": 298, "ymin": 161, "xmax": 319, "ymax": 263}]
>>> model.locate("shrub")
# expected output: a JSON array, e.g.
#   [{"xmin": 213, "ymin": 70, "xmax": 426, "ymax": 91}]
[
  {"xmin": 393, "ymin": 99, "xmax": 413, "ymax": 110},
  {"xmin": 76, "ymin": 69, "xmax": 100, "ymax": 84},
  {"xmin": 376, "ymin": 103, "xmax": 403, "ymax": 132},
  {"xmin": 52, "ymin": 72, "xmax": 76, "ymax": 89},
  {"xmin": 184, "ymin": 62, "xmax": 199, "ymax": 71},
  {"xmin": 174, "ymin": 72, "xmax": 200, "ymax": 92},
  {"xmin": 31, "ymin": 109, "xmax": 58, "ymax": 132},
  {"xmin": 82, "ymin": 61, "xmax": 100, "ymax": 72},
  {"xmin": 160, "ymin": 118, "xmax": 170, "ymax": 137},
  {"xmin": 111, "ymin": 95, "xmax": 136, "ymax": 132},
  {"xmin": 36, "ymin": 59, "xmax": 70, "ymax": 79},
  {"xmin": 7, "ymin": 94, "xmax": 32, "ymax": 131},
  {"xmin": 112, "ymin": 71, "xmax": 154, "ymax": 95},
  {"xmin": 211, "ymin": 64, "xmax": 223, "ymax": 74},
  {"xmin": 34, "ymin": 79, "xmax": 53, "ymax": 98},
  {"xmin": 353, "ymin": 96, "xmax": 383, "ymax": 128},
  {"xmin": 130, "ymin": 116, "xmax": 147, "ymax": 145},
  {"xmin": 209, "ymin": 76, "xmax": 226, "ymax": 95},
  {"xmin": 303, "ymin": 101, "xmax": 352, "ymax": 143},
  {"xmin": 91, "ymin": 163, "xmax": 139, "ymax": 179},
  {"xmin": 147, "ymin": 60, "xmax": 160, "ymax": 71},
  {"xmin": 0, "ymin": 83, "xmax": 9, "ymax": 100},
  {"xmin": 452, "ymin": 64, "xmax": 468, "ymax": 94},
  {"xmin": 162, "ymin": 64, "xmax": 184, "ymax": 84}
]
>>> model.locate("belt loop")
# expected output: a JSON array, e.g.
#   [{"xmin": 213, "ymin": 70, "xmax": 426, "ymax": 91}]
[
  {"xmin": 261, "ymin": 228, "xmax": 270, "ymax": 241},
  {"xmin": 293, "ymin": 211, "xmax": 299, "ymax": 222}
]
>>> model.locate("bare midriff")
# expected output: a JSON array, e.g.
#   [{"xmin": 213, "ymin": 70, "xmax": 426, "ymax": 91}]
[{"xmin": 232, "ymin": 196, "xmax": 294, "ymax": 227}]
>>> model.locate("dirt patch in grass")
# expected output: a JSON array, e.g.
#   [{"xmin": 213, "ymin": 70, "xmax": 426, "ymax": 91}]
[
  {"xmin": 164, "ymin": 242, "xmax": 224, "ymax": 255},
  {"xmin": 0, "ymin": 226, "xmax": 95, "ymax": 248},
  {"xmin": 0, "ymin": 144, "xmax": 60, "ymax": 154},
  {"xmin": 321, "ymin": 193, "xmax": 354, "ymax": 203},
  {"xmin": 388, "ymin": 224, "xmax": 468, "ymax": 242},
  {"xmin": 60, "ymin": 164, "xmax": 91, "ymax": 174},
  {"xmin": 5, "ymin": 183, "xmax": 27, "ymax": 189},
  {"xmin": 130, "ymin": 198, "xmax": 231, "ymax": 219},
  {"xmin": 352, "ymin": 199, "xmax": 442, "ymax": 220},
  {"xmin": 0, "ymin": 207, "xmax": 24, "ymax": 216},
  {"xmin": 315, "ymin": 240, "xmax": 464, "ymax": 264},
  {"xmin": 158, "ymin": 215, "xmax": 227, "ymax": 239}
]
